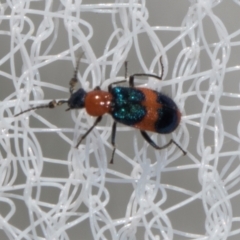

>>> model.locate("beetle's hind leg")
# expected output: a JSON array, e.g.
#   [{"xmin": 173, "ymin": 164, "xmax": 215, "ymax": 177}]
[{"xmin": 140, "ymin": 130, "xmax": 187, "ymax": 155}]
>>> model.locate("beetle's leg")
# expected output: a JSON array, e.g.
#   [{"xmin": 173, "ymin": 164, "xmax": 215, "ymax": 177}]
[
  {"xmin": 75, "ymin": 116, "xmax": 102, "ymax": 148},
  {"xmin": 129, "ymin": 56, "xmax": 164, "ymax": 87},
  {"xmin": 107, "ymin": 61, "xmax": 130, "ymax": 92},
  {"xmin": 109, "ymin": 121, "xmax": 117, "ymax": 164},
  {"xmin": 108, "ymin": 80, "xmax": 127, "ymax": 92},
  {"xmin": 124, "ymin": 61, "xmax": 128, "ymax": 79},
  {"xmin": 140, "ymin": 130, "xmax": 187, "ymax": 155}
]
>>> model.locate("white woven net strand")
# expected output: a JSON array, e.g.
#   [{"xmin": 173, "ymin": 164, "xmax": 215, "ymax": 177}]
[{"xmin": 1, "ymin": 0, "xmax": 240, "ymax": 239}]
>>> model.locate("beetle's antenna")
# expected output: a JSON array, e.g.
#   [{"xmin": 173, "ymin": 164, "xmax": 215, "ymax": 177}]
[
  {"xmin": 159, "ymin": 56, "xmax": 164, "ymax": 80},
  {"xmin": 15, "ymin": 100, "xmax": 68, "ymax": 117},
  {"xmin": 69, "ymin": 52, "xmax": 85, "ymax": 95}
]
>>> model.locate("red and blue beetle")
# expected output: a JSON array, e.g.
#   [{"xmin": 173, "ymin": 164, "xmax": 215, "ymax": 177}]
[{"xmin": 15, "ymin": 55, "xmax": 186, "ymax": 163}]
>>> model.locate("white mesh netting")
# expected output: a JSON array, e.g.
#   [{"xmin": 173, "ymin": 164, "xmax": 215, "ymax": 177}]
[{"xmin": 1, "ymin": 0, "xmax": 240, "ymax": 239}]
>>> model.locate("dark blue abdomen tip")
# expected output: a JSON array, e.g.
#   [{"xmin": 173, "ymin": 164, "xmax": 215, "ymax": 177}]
[{"xmin": 155, "ymin": 93, "xmax": 180, "ymax": 134}]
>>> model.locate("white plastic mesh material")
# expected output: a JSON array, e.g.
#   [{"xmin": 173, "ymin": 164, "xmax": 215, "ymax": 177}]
[{"xmin": 1, "ymin": 0, "xmax": 240, "ymax": 239}]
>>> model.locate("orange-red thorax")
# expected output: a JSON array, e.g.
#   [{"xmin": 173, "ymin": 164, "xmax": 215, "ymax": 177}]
[{"xmin": 85, "ymin": 90, "xmax": 112, "ymax": 116}]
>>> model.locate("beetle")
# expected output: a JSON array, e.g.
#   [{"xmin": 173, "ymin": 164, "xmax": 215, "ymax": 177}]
[{"xmin": 15, "ymin": 55, "xmax": 186, "ymax": 163}]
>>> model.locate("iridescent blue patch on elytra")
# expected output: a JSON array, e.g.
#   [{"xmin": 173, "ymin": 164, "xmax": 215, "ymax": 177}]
[
  {"xmin": 111, "ymin": 87, "xmax": 145, "ymax": 104},
  {"xmin": 155, "ymin": 93, "xmax": 179, "ymax": 134},
  {"xmin": 111, "ymin": 87, "xmax": 146, "ymax": 125}
]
